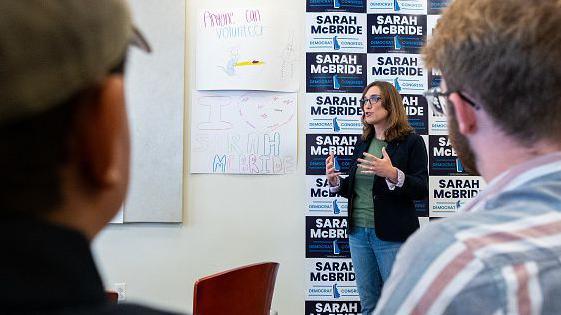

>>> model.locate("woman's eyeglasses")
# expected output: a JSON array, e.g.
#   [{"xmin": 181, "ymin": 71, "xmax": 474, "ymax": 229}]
[{"xmin": 360, "ymin": 95, "xmax": 382, "ymax": 107}]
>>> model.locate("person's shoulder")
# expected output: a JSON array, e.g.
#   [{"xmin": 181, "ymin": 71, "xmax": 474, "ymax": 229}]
[
  {"xmin": 395, "ymin": 212, "xmax": 495, "ymax": 271},
  {"xmin": 398, "ymin": 217, "xmax": 459, "ymax": 264},
  {"xmin": 374, "ymin": 219, "xmax": 470, "ymax": 314},
  {"xmin": 355, "ymin": 134, "xmax": 369, "ymax": 146},
  {"xmin": 403, "ymin": 207, "xmax": 561, "ymax": 265},
  {"xmin": 379, "ymin": 208, "xmax": 561, "ymax": 314},
  {"xmin": 404, "ymin": 131, "xmax": 423, "ymax": 144},
  {"xmin": 490, "ymin": 175, "xmax": 561, "ymax": 214}
]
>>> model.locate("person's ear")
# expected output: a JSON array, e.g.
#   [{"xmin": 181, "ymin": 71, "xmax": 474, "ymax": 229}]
[
  {"xmin": 75, "ymin": 75, "xmax": 128, "ymax": 189},
  {"xmin": 449, "ymin": 92, "xmax": 477, "ymax": 135}
]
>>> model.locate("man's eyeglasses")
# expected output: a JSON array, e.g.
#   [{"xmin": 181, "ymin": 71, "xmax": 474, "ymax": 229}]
[
  {"xmin": 360, "ymin": 95, "xmax": 382, "ymax": 107},
  {"xmin": 423, "ymin": 87, "xmax": 481, "ymax": 116}
]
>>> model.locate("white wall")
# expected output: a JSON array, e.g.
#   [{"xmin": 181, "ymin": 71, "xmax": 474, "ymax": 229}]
[{"xmin": 92, "ymin": 0, "xmax": 306, "ymax": 314}]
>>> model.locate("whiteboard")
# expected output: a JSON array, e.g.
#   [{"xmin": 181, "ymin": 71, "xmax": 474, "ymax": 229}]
[{"xmin": 122, "ymin": 0, "xmax": 185, "ymax": 222}]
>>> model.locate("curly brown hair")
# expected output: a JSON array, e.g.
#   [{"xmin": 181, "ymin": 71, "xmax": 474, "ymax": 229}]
[{"xmin": 423, "ymin": 0, "xmax": 561, "ymax": 145}]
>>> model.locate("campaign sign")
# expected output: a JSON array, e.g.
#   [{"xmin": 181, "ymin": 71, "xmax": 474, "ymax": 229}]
[
  {"xmin": 307, "ymin": 176, "xmax": 349, "ymax": 216},
  {"xmin": 306, "ymin": 216, "xmax": 351, "ymax": 258},
  {"xmin": 428, "ymin": 0, "xmax": 452, "ymax": 14},
  {"xmin": 306, "ymin": 258, "xmax": 359, "ymax": 301},
  {"xmin": 306, "ymin": 282, "xmax": 360, "ymax": 301},
  {"xmin": 307, "ymin": 0, "xmax": 367, "ymax": 13},
  {"xmin": 367, "ymin": 0, "xmax": 427, "ymax": 14},
  {"xmin": 427, "ymin": 68, "xmax": 447, "ymax": 135},
  {"xmin": 367, "ymin": 54, "xmax": 427, "ymax": 94},
  {"xmin": 306, "ymin": 93, "xmax": 363, "ymax": 134},
  {"xmin": 429, "ymin": 176, "xmax": 486, "ymax": 217},
  {"xmin": 367, "ymin": 14, "xmax": 427, "ymax": 54},
  {"xmin": 427, "ymin": 96, "xmax": 447, "ymax": 134},
  {"xmin": 307, "ymin": 53, "xmax": 367, "ymax": 93},
  {"xmin": 403, "ymin": 94, "xmax": 428, "ymax": 134},
  {"xmin": 305, "ymin": 300, "xmax": 361, "ymax": 315},
  {"xmin": 307, "ymin": 13, "xmax": 367, "ymax": 53},
  {"xmin": 429, "ymin": 135, "xmax": 470, "ymax": 176},
  {"xmin": 306, "ymin": 134, "xmax": 359, "ymax": 175}
]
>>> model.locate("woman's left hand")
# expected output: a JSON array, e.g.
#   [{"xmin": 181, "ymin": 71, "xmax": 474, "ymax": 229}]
[{"xmin": 357, "ymin": 147, "xmax": 398, "ymax": 182}]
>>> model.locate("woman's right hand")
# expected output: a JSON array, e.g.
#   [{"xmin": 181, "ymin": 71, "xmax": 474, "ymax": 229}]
[{"xmin": 325, "ymin": 153, "xmax": 341, "ymax": 187}]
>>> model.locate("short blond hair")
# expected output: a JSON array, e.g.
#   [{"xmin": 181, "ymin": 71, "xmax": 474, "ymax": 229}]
[{"xmin": 424, "ymin": 0, "xmax": 561, "ymax": 144}]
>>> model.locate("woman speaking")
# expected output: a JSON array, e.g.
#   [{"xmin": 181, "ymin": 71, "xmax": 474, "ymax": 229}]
[{"xmin": 325, "ymin": 81, "xmax": 429, "ymax": 314}]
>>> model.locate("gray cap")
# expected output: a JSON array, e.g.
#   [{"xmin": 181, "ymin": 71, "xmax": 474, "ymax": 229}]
[{"xmin": 0, "ymin": 0, "xmax": 150, "ymax": 126}]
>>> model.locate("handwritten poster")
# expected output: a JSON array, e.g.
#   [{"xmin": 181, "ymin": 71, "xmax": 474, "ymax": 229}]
[
  {"xmin": 190, "ymin": 91, "xmax": 297, "ymax": 174},
  {"xmin": 196, "ymin": 8, "xmax": 299, "ymax": 91}
]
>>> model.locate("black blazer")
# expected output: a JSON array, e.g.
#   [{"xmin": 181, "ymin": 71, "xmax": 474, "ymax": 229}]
[{"xmin": 339, "ymin": 132, "xmax": 429, "ymax": 242}]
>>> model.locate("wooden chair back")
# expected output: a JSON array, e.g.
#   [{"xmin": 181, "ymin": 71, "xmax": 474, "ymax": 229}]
[{"xmin": 193, "ymin": 262, "xmax": 279, "ymax": 315}]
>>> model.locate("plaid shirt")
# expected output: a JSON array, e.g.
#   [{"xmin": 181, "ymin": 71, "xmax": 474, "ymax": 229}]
[{"xmin": 374, "ymin": 152, "xmax": 561, "ymax": 315}]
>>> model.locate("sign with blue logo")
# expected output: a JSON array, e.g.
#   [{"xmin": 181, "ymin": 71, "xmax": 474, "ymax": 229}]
[
  {"xmin": 428, "ymin": 0, "xmax": 451, "ymax": 14},
  {"xmin": 306, "ymin": 259, "xmax": 359, "ymax": 301},
  {"xmin": 307, "ymin": 13, "xmax": 367, "ymax": 53},
  {"xmin": 367, "ymin": 0, "xmax": 427, "ymax": 14},
  {"xmin": 305, "ymin": 300, "xmax": 361, "ymax": 315},
  {"xmin": 429, "ymin": 135, "xmax": 469, "ymax": 176},
  {"xmin": 303, "ymin": 2, "xmax": 470, "ymax": 311},
  {"xmin": 367, "ymin": 14, "xmax": 426, "ymax": 53},
  {"xmin": 403, "ymin": 94, "xmax": 428, "ymax": 134},
  {"xmin": 307, "ymin": 176, "xmax": 349, "ymax": 216},
  {"xmin": 307, "ymin": 53, "xmax": 367, "ymax": 93},
  {"xmin": 306, "ymin": 93, "xmax": 363, "ymax": 134},
  {"xmin": 429, "ymin": 176, "xmax": 486, "ymax": 217},
  {"xmin": 367, "ymin": 54, "xmax": 427, "ymax": 94},
  {"xmin": 306, "ymin": 283, "xmax": 360, "ymax": 301},
  {"xmin": 427, "ymin": 74, "xmax": 448, "ymax": 135},
  {"xmin": 307, "ymin": 0, "xmax": 367, "ymax": 13},
  {"xmin": 306, "ymin": 216, "xmax": 351, "ymax": 258},
  {"xmin": 306, "ymin": 134, "xmax": 359, "ymax": 175}
]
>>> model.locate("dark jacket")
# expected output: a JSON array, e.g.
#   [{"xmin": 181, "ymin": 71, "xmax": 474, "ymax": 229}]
[
  {"xmin": 0, "ymin": 218, "xmax": 182, "ymax": 315},
  {"xmin": 339, "ymin": 132, "xmax": 429, "ymax": 242}
]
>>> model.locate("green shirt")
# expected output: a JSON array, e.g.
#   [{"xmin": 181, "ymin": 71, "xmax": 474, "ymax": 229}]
[{"xmin": 352, "ymin": 138, "xmax": 387, "ymax": 228}]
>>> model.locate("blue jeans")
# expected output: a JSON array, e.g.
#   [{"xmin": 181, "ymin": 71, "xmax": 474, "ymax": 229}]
[{"xmin": 349, "ymin": 227, "xmax": 402, "ymax": 315}]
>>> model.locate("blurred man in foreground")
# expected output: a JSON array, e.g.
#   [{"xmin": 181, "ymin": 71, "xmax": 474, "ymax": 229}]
[
  {"xmin": 374, "ymin": 0, "xmax": 561, "ymax": 314},
  {"xmin": 0, "ymin": 1, "xmax": 181, "ymax": 314}
]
